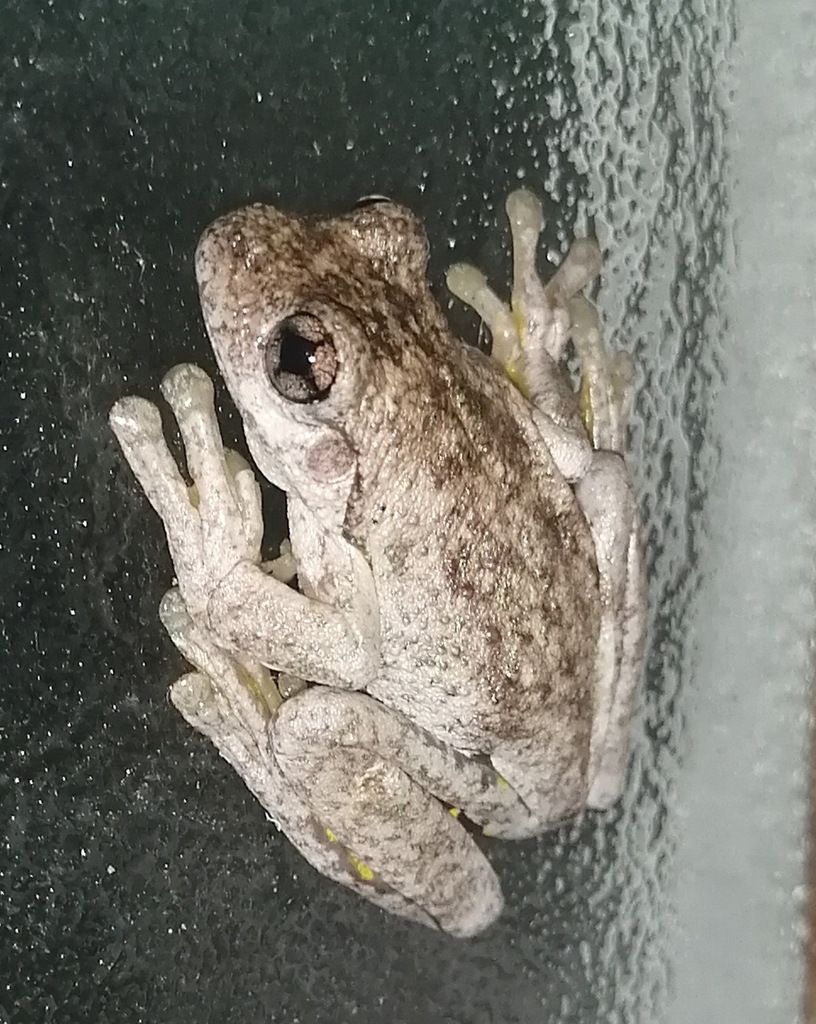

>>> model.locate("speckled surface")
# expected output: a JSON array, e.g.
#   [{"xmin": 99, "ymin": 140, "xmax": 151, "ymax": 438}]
[{"xmin": 1, "ymin": 1, "xmax": 807, "ymax": 1022}]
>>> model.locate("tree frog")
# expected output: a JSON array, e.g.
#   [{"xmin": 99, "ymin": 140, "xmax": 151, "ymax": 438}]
[{"xmin": 109, "ymin": 189, "xmax": 645, "ymax": 937}]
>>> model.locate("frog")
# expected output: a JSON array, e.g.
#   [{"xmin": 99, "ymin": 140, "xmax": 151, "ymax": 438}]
[{"xmin": 109, "ymin": 188, "xmax": 645, "ymax": 938}]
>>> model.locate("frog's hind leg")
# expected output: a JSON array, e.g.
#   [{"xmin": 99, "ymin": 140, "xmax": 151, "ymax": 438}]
[
  {"xmin": 585, "ymin": 522, "xmax": 646, "ymax": 808},
  {"xmin": 572, "ymin": 456, "xmax": 646, "ymax": 808},
  {"xmin": 269, "ymin": 687, "xmax": 530, "ymax": 937},
  {"xmin": 505, "ymin": 188, "xmax": 602, "ymax": 367},
  {"xmin": 568, "ymin": 296, "xmax": 646, "ymax": 808},
  {"xmin": 504, "ymin": 201, "xmax": 646, "ymax": 805},
  {"xmin": 445, "ymin": 189, "xmax": 601, "ymax": 399},
  {"xmin": 159, "ymin": 591, "xmax": 446, "ymax": 931},
  {"xmin": 568, "ymin": 294, "xmax": 634, "ymax": 457},
  {"xmin": 447, "ymin": 191, "xmax": 604, "ymax": 484}
]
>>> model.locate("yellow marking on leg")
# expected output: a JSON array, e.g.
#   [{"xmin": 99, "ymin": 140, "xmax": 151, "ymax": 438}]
[
  {"xmin": 348, "ymin": 853, "xmax": 375, "ymax": 882},
  {"xmin": 234, "ymin": 662, "xmax": 282, "ymax": 717},
  {"xmin": 324, "ymin": 827, "xmax": 375, "ymax": 882},
  {"xmin": 579, "ymin": 372, "xmax": 595, "ymax": 439}
]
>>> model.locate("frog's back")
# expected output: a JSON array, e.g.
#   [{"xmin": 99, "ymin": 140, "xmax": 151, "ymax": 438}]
[{"xmin": 344, "ymin": 312, "xmax": 601, "ymax": 754}]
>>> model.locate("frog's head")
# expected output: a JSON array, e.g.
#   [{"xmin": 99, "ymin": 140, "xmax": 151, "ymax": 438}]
[{"xmin": 195, "ymin": 198, "xmax": 439, "ymax": 532}]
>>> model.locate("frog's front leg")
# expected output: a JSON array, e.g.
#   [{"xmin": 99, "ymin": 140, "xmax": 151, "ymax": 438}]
[{"xmin": 109, "ymin": 364, "xmax": 378, "ymax": 689}]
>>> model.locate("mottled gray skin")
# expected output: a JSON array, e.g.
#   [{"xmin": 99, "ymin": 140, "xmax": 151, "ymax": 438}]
[
  {"xmin": 109, "ymin": 194, "xmax": 644, "ymax": 937},
  {"xmin": 201, "ymin": 201, "xmax": 599, "ymax": 755}
]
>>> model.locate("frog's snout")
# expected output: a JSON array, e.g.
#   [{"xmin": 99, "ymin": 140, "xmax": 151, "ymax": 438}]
[{"xmin": 194, "ymin": 214, "xmax": 236, "ymax": 294}]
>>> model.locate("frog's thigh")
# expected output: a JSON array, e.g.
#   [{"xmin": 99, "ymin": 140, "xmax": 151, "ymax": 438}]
[
  {"xmin": 490, "ymin": 715, "xmax": 590, "ymax": 828},
  {"xmin": 574, "ymin": 452, "xmax": 644, "ymax": 808},
  {"xmin": 270, "ymin": 687, "xmax": 504, "ymax": 938},
  {"xmin": 587, "ymin": 522, "xmax": 646, "ymax": 807}
]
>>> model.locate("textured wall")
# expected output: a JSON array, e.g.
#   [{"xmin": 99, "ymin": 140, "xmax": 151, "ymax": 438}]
[{"xmin": 0, "ymin": 0, "xmax": 807, "ymax": 1021}]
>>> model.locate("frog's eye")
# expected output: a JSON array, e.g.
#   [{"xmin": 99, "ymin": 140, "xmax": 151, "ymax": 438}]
[{"xmin": 264, "ymin": 313, "xmax": 338, "ymax": 403}]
